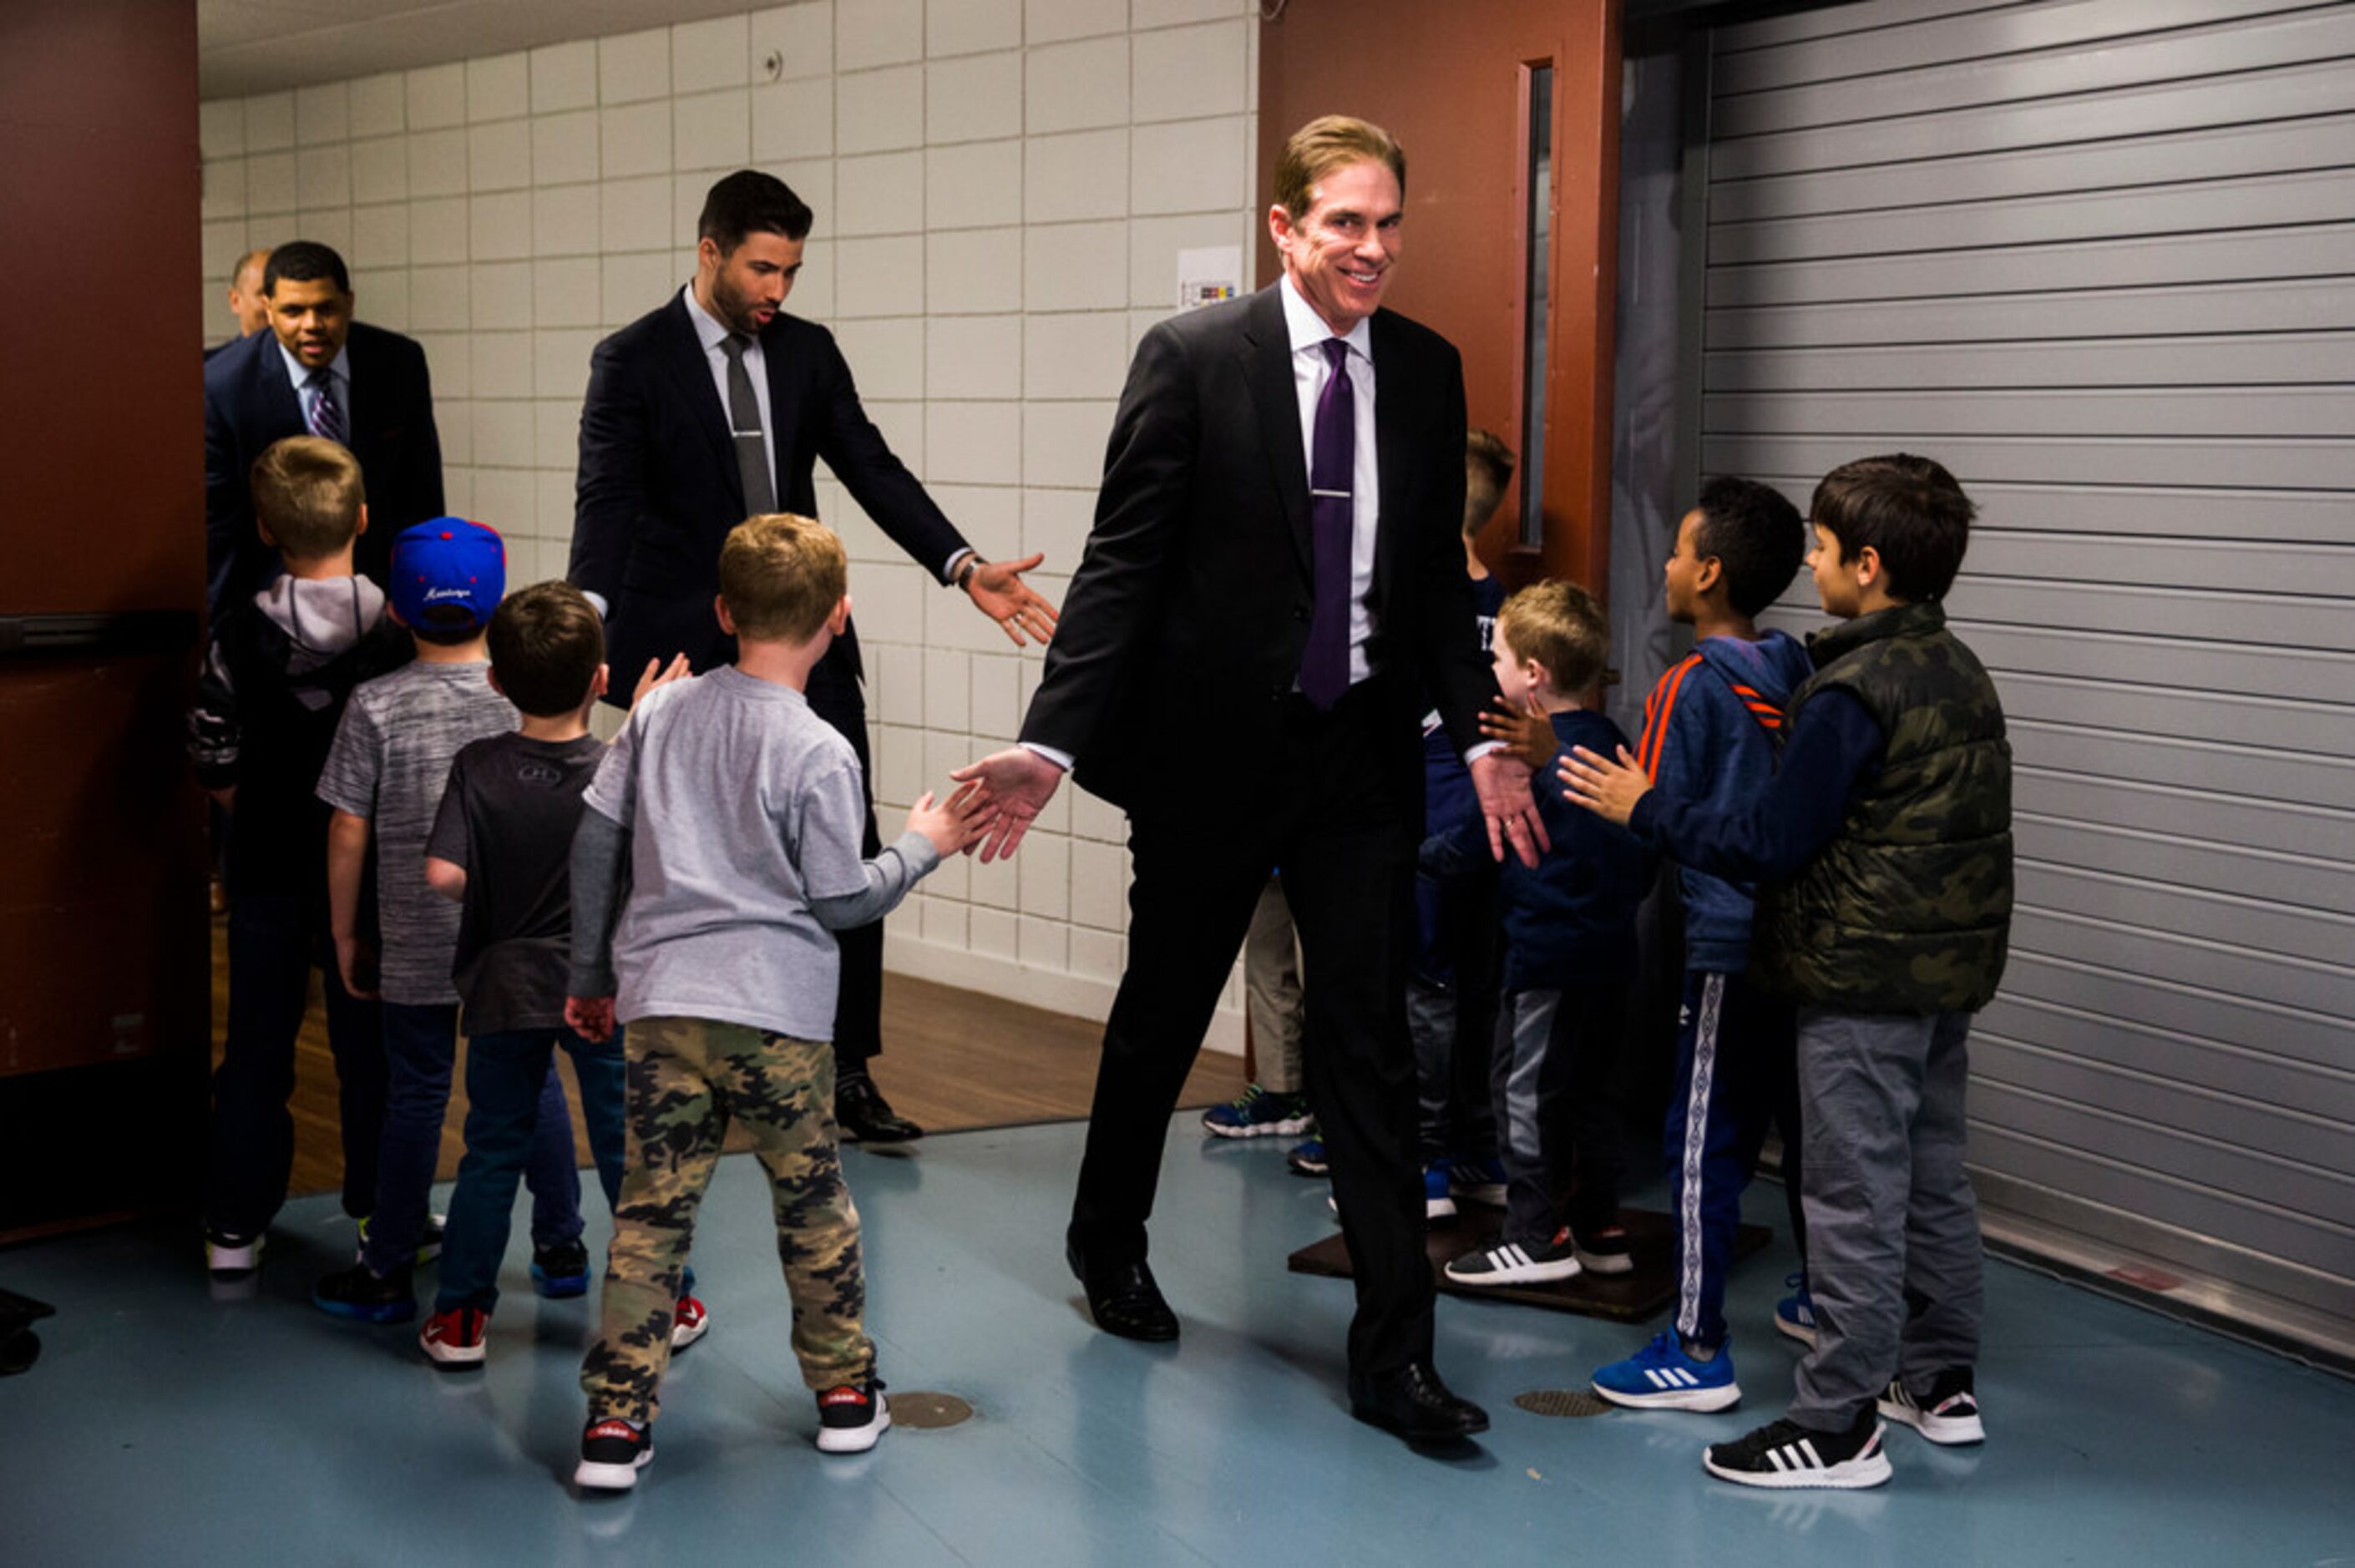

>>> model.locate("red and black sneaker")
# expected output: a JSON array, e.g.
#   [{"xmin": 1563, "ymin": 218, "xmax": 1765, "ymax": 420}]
[
  {"xmin": 814, "ymin": 1378, "xmax": 891, "ymax": 1454},
  {"xmin": 575, "ymin": 1419, "xmax": 652, "ymax": 1491},
  {"xmin": 419, "ymin": 1306, "xmax": 489, "ymax": 1367},
  {"xmin": 1571, "ymin": 1222, "xmax": 1635, "ymax": 1277}
]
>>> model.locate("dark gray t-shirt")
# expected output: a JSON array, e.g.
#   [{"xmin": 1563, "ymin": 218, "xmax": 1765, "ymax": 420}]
[
  {"xmin": 426, "ymin": 731, "xmax": 605, "ymax": 1035},
  {"xmin": 317, "ymin": 659, "xmax": 514, "ymax": 1005},
  {"xmin": 583, "ymin": 666, "xmax": 921, "ymax": 1040}
]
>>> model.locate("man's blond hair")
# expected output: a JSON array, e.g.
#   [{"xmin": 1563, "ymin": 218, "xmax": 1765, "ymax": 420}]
[
  {"xmin": 718, "ymin": 513, "xmax": 848, "ymax": 643},
  {"xmin": 1498, "ymin": 579, "xmax": 1609, "ymax": 696},
  {"xmin": 248, "ymin": 435, "xmax": 364, "ymax": 560},
  {"xmin": 1273, "ymin": 114, "xmax": 1407, "ymax": 220}
]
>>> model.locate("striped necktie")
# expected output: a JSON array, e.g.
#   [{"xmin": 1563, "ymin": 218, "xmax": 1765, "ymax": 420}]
[{"xmin": 306, "ymin": 367, "xmax": 347, "ymax": 446}]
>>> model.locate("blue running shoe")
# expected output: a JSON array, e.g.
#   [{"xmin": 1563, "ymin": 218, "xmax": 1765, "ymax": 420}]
[
  {"xmin": 531, "ymin": 1237, "xmax": 591, "ymax": 1298},
  {"xmin": 1446, "ymin": 1155, "xmax": 1506, "ymax": 1208},
  {"xmin": 1285, "ymin": 1139, "xmax": 1328, "ymax": 1176},
  {"xmin": 1593, "ymin": 1332, "xmax": 1741, "ymax": 1412},
  {"xmin": 1775, "ymin": 1273, "xmax": 1818, "ymax": 1347},
  {"xmin": 1200, "ymin": 1084, "xmax": 1314, "ymax": 1140},
  {"xmin": 1421, "ymin": 1163, "xmax": 1457, "ymax": 1220},
  {"xmin": 313, "ymin": 1261, "xmax": 416, "ymax": 1323}
]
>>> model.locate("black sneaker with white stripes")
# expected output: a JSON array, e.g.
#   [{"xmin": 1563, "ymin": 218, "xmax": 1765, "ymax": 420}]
[
  {"xmin": 1878, "ymin": 1366, "xmax": 1985, "ymax": 1445},
  {"xmin": 1704, "ymin": 1409, "xmax": 1892, "ymax": 1490},
  {"xmin": 1442, "ymin": 1227, "xmax": 1581, "ymax": 1287}
]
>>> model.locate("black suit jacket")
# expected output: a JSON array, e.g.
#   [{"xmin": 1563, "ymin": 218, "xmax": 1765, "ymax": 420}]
[
  {"xmin": 203, "ymin": 323, "xmax": 445, "ymax": 616},
  {"xmin": 570, "ymin": 292, "xmax": 970, "ymax": 691},
  {"xmin": 1020, "ymin": 285, "xmax": 1492, "ymax": 817}
]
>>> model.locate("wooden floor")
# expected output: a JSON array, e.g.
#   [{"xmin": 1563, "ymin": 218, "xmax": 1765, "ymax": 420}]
[{"xmin": 208, "ymin": 913, "xmax": 1245, "ymax": 1195}]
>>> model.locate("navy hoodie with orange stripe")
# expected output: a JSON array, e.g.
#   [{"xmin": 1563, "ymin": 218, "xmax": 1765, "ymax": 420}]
[{"xmin": 1639, "ymin": 630, "xmax": 1816, "ymax": 974}]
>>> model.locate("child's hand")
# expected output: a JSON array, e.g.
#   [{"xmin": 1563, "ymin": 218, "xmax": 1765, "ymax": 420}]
[
  {"xmin": 1558, "ymin": 744, "xmax": 1651, "ymax": 827},
  {"xmin": 334, "ymin": 934, "xmax": 381, "ymax": 1000},
  {"xmin": 565, "ymin": 996, "xmax": 616, "ymax": 1043},
  {"xmin": 906, "ymin": 781, "xmax": 988, "ymax": 858},
  {"xmin": 1478, "ymin": 695, "xmax": 1557, "ymax": 771},
  {"xmin": 631, "ymin": 652, "xmax": 692, "ymax": 707}
]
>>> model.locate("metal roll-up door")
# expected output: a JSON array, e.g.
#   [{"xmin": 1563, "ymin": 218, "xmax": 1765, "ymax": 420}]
[{"xmin": 1696, "ymin": 0, "xmax": 2355, "ymax": 1358}]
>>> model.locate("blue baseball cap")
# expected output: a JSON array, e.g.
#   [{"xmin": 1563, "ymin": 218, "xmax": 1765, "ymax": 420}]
[{"xmin": 389, "ymin": 517, "xmax": 505, "ymax": 630}]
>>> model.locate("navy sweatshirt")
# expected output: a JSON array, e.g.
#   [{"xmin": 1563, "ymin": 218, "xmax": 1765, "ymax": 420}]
[
  {"xmin": 1635, "ymin": 630, "xmax": 1816, "ymax": 972},
  {"xmin": 1427, "ymin": 708, "xmax": 1654, "ymax": 992}
]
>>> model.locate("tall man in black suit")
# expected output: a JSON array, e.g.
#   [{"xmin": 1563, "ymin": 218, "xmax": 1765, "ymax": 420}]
[
  {"xmin": 957, "ymin": 117, "xmax": 1547, "ymax": 1442},
  {"xmin": 204, "ymin": 242, "xmax": 445, "ymax": 617},
  {"xmin": 570, "ymin": 170, "xmax": 1056, "ymax": 1142}
]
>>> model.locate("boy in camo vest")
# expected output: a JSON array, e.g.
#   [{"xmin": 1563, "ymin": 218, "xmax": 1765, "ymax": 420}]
[
  {"xmin": 564, "ymin": 513, "xmax": 985, "ymax": 1491},
  {"xmin": 1563, "ymin": 454, "xmax": 2011, "ymax": 1491}
]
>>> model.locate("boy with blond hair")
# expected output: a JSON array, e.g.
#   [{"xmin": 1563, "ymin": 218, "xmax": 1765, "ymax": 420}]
[
  {"xmin": 568, "ymin": 513, "xmax": 984, "ymax": 1490},
  {"xmin": 1426, "ymin": 580, "xmax": 1652, "ymax": 1287},
  {"xmin": 191, "ymin": 436, "xmax": 408, "ymax": 1280}
]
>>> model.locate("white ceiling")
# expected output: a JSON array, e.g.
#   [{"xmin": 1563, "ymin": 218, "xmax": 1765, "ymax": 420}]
[{"xmin": 199, "ymin": 0, "xmax": 774, "ymax": 99}]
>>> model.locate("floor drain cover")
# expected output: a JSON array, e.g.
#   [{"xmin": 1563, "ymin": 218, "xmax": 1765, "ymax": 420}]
[
  {"xmin": 1514, "ymin": 1389, "xmax": 1613, "ymax": 1419},
  {"xmin": 889, "ymin": 1392, "xmax": 974, "ymax": 1429}
]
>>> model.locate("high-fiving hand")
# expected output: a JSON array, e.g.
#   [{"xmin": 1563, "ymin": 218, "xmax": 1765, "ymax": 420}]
[
  {"xmin": 965, "ymin": 554, "xmax": 1061, "ymax": 647},
  {"xmin": 949, "ymin": 746, "xmax": 1066, "ymax": 862}
]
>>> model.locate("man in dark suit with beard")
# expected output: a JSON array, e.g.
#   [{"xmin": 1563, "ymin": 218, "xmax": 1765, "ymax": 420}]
[
  {"xmin": 204, "ymin": 241, "xmax": 444, "ymax": 615},
  {"xmin": 570, "ymin": 170, "xmax": 1056, "ymax": 1143},
  {"xmin": 955, "ymin": 116, "xmax": 1547, "ymax": 1443}
]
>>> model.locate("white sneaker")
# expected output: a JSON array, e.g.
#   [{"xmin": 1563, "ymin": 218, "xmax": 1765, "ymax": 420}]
[
  {"xmin": 815, "ymin": 1382, "xmax": 890, "ymax": 1454},
  {"xmin": 205, "ymin": 1228, "xmax": 264, "ymax": 1278},
  {"xmin": 1878, "ymin": 1370, "xmax": 1985, "ymax": 1445}
]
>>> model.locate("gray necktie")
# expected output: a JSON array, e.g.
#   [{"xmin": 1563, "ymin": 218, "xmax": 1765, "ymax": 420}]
[{"xmin": 719, "ymin": 333, "xmax": 776, "ymax": 515}]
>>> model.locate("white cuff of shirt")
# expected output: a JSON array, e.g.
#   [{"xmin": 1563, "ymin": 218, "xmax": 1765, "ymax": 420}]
[
  {"xmin": 1462, "ymin": 740, "xmax": 1504, "ymax": 766},
  {"xmin": 1020, "ymin": 741, "xmax": 1074, "ymax": 772},
  {"xmin": 943, "ymin": 548, "xmax": 976, "ymax": 585},
  {"xmin": 581, "ymin": 589, "xmax": 609, "ymax": 618}
]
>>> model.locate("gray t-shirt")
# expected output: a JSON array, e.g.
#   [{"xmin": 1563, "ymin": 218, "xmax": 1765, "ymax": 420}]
[
  {"xmin": 582, "ymin": 665, "xmax": 910, "ymax": 1040},
  {"xmin": 317, "ymin": 659, "xmax": 514, "ymax": 1005}
]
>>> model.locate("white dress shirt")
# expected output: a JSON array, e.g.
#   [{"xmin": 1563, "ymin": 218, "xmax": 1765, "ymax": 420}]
[{"xmin": 1278, "ymin": 275, "xmax": 1380, "ymax": 689}]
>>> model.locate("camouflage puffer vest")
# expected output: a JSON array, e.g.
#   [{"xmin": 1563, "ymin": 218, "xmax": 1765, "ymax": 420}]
[{"xmin": 1755, "ymin": 600, "xmax": 2013, "ymax": 1014}]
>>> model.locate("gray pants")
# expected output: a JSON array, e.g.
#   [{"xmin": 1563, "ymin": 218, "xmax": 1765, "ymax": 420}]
[{"xmin": 1788, "ymin": 1008, "xmax": 1983, "ymax": 1429}]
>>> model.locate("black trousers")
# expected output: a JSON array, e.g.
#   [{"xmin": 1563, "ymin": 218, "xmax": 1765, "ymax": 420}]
[
  {"xmin": 804, "ymin": 634, "xmax": 884, "ymax": 1072},
  {"xmin": 1069, "ymin": 682, "xmax": 1436, "ymax": 1378}
]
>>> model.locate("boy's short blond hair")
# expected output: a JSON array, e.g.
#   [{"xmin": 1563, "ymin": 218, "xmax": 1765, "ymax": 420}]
[
  {"xmin": 1465, "ymin": 428, "xmax": 1516, "ymax": 536},
  {"xmin": 1498, "ymin": 579, "xmax": 1609, "ymax": 696},
  {"xmin": 249, "ymin": 436, "xmax": 364, "ymax": 560},
  {"xmin": 718, "ymin": 513, "xmax": 848, "ymax": 643}
]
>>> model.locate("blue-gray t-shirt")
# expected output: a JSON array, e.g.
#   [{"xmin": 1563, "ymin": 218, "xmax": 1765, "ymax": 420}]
[{"xmin": 581, "ymin": 665, "xmax": 874, "ymax": 1041}]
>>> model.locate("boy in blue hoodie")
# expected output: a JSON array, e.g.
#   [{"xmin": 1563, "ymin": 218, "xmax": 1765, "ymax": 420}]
[
  {"xmin": 1589, "ymin": 476, "xmax": 1815, "ymax": 1412},
  {"xmin": 1425, "ymin": 581, "xmax": 1651, "ymax": 1285}
]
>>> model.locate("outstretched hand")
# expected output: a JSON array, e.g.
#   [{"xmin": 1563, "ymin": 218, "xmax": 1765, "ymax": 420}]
[
  {"xmin": 1469, "ymin": 750, "xmax": 1550, "ymax": 869},
  {"xmin": 1558, "ymin": 744, "xmax": 1652, "ymax": 827},
  {"xmin": 630, "ymin": 652, "xmax": 692, "ymax": 707},
  {"xmin": 1477, "ymin": 695, "xmax": 1557, "ymax": 771},
  {"xmin": 908, "ymin": 781, "xmax": 990, "ymax": 857},
  {"xmin": 965, "ymin": 554, "xmax": 1060, "ymax": 647},
  {"xmin": 949, "ymin": 746, "xmax": 1066, "ymax": 862}
]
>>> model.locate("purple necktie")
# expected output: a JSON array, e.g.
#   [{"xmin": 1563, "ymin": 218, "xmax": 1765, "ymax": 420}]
[
  {"xmin": 1300, "ymin": 337, "xmax": 1354, "ymax": 708},
  {"xmin": 306, "ymin": 368, "xmax": 347, "ymax": 447}
]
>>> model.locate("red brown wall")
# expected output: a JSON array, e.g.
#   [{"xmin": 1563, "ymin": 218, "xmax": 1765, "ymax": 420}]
[{"xmin": 0, "ymin": 2, "xmax": 208, "ymax": 1236}]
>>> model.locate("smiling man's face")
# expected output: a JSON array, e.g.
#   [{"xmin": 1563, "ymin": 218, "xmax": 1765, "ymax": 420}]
[{"xmin": 1271, "ymin": 157, "xmax": 1402, "ymax": 336}]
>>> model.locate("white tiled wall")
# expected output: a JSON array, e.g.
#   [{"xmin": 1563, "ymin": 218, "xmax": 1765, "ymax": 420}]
[{"xmin": 198, "ymin": 0, "xmax": 1263, "ymax": 1046}]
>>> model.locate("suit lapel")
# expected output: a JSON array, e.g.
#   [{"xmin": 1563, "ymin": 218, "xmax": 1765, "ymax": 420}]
[
  {"xmin": 1241, "ymin": 287, "xmax": 1312, "ymax": 576},
  {"xmin": 760, "ymin": 319, "xmax": 801, "ymax": 507},
  {"xmin": 1370, "ymin": 309, "xmax": 1407, "ymax": 611},
  {"xmin": 256, "ymin": 336, "xmax": 304, "ymax": 438},
  {"xmin": 661, "ymin": 294, "xmax": 742, "ymax": 510}
]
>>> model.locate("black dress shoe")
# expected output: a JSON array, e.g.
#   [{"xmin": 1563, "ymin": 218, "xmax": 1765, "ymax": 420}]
[
  {"xmin": 1349, "ymin": 1361, "xmax": 1490, "ymax": 1441},
  {"xmin": 1066, "ymin": 1243, "xmax": 1180, "ymax": 1342},
  {"xmin": 836, "ymin": 1079, "xmax": 924, "ymax": 1143}
]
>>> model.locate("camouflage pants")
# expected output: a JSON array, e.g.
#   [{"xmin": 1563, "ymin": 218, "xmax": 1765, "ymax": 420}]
[{"xmin": 580, "ymin": 1015, "xmax": 872, "ymax": 1424}]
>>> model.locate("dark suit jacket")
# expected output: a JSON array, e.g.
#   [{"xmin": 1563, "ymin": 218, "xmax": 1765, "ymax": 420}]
[
  {"xmin": 1020, "ymin": 285, "xmax": 1492, "ymax": 817},
  {"xmin": 202, "ymin": 323, "xmax": 444, "ymax": 617},
  {"xmin": 570, "ymin": 292, "xmax": 970, "ymax": 692}
]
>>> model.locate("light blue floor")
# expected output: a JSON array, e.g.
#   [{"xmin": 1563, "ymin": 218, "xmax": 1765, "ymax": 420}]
[{"xmin": 6, "ymin": 1115, "xmax": 2352, "ymax": 1565}]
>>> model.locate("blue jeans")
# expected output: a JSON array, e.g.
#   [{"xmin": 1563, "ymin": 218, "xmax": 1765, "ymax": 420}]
[
  {"xmin": 362, "ymin": 1002, "xmax": 580, "ymax": 1278},
  {"xmin": 437, "ymin": 1025, "xmax": 627, "ymax": 1313}
]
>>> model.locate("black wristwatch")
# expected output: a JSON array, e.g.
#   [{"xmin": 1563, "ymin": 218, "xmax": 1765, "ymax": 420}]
[{"xmin": 955, "ymin": 558, "xmax": 983, "ymax": 590}]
